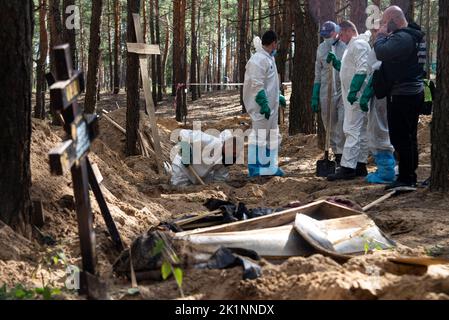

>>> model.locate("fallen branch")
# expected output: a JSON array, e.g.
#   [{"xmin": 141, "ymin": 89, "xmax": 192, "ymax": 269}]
[{"xmin": 102, "ymin": 111, "xmax": 126, "ymax": 134}]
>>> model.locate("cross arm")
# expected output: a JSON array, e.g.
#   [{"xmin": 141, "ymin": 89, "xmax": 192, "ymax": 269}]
[{"xmin": 127, "ymin": 43, "xmax": 161, "ymax": 56}]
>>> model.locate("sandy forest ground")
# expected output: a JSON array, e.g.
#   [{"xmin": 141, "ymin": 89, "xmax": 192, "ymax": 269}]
[{"xmin": 2, "ymin": 89, "xmax": 449, "ymax": 300}]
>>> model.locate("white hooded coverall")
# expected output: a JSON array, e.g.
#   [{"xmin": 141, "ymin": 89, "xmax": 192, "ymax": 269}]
[
  {"xmin": 170, "ymin": 130, "xmax": 232, "ymax": 186},
  {"xmin": 243, "ymin": 37, "xmax": 281, "ymax": 152},
  {"xmin": 366, "ymin": 49, "xmax": 394, "ymax": 154},
  {"xmin": 340, "ymin": 32, "xmax": 371, "ymax": 169},
  {"xmin": 314, "ymin": 38, "xmax": 347, "ymax": 155}
]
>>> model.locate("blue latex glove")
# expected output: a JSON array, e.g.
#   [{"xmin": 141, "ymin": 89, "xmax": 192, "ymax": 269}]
[
  {"xmin": 256, "ymin": 90, "xmax": 271, "ymax": 120},
  {"xmin": 347, "ymin": 74, "xmax": 367, "ymax": 105},
  {"xmin": 311, "ymin": 83, "xmax": 321, "ymax": 113}
]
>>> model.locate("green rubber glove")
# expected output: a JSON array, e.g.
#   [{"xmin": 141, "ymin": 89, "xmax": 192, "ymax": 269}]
[
  {"xmin": 347, "ymin": 74, "xmax": 367, "ymax": 105},
  {"xmin": 256, "ymin": 90, "xmax": 271, "ymax": 120},
  {"xmin": 326, "ymin": 52, "xmax": 341, "ymax": 72},
  {"xmin": 360, "ymin": 76, "xmax": 374, "ymax": 112},
  {"xmin": 279, "ymin": 94, "xmax": 287, "ymax": 108},
  {"xmin": 311, "ymin": 83, "xmax": 321, "ymax": 113}
]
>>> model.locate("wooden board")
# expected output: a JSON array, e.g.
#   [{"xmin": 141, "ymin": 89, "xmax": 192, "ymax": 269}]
[
  {"xmin": 389, "ymin": 256, "xmax": 449, "ymax": 267},
  {"xmin": 175, "ymin": 200, "xmax": 362, "ymax": 238},
  {"xmin": 127, "ymin": 43, "xmax": 161, "ymax": 55}
]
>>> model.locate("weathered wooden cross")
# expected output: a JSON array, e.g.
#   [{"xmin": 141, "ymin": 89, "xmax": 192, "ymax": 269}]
[
  {"xmin": 47, "ymin": 44, "xmax": 123, "ymax": 298},
  {"xmin": 127, "ymin": 13, "xmax": 164, "ymax": 174}
]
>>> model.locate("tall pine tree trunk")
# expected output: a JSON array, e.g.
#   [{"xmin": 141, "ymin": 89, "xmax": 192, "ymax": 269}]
[
  {"xmin": 173, "ymin": 0, "xmax": 187, "ymax": 121},
  {"xmin": 276, "ymin": 0, "xmax": 293, "ymax": 84},
  {"xmin": 238, "ymin": 0, "xmax": 248, "ymax": 112},
  {"xmin": 35, "ymin": 0, "xmax": 48, "ymax": 119},
  {"xmin": 0, "ymin": 0, "xmax": 33, "ymax": 235},
  {"xmin": 290, "ymin": 0, "xmax": 317, "ymax": 136},
  {"xmin": 149, "ymin": 0, "xmax": 157, "ymax": 104},
  {"xmin": 431, "ymin": 0, "xmax": 449, "ymax": 192},
  {"xmin": 63, "ymin": 0, "xmax": 77, "ymax": 68},
  {"xmin": 113, "ymin": 0, "xmax": 121, "ymax": 94},
  {"xmin": 191, "ymin": 0, "xmax": 198, "ymax": 101},
  {"xmin": 126, "ymin": 0, "xmax": 141, "ymax": 156},
  {"xmin": 162, "ymin": 15, "xmax": 171, "ymax": 94},
  {"xmin": 217, "ymin": 0, "xmax": 222, "ymax": 90},
  {"xmin": 155, "ymin": 0, "xmax": 163, "ymax": 101},
  {"xmin": 85, "ymin": 0, "xmax": 103, "ymax": 113},
  {"xmin": 350, "ymin": 0, "xmax": 367, "ymax": 33},
  {"xmin": 49, "ymin": 0, "xmax": 63, "ymax": 74},
  {"xmin": 107, "ymin": 0, "xmax": 114, "ymax": 92}
]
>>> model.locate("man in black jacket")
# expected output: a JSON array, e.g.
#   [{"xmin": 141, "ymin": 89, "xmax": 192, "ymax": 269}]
[{"xmin": 374, "ymin": 6, "xmax": 426, "ymax": 190}]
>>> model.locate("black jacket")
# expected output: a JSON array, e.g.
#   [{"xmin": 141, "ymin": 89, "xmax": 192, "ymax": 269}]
[{"xmin": 374, "ymin": 23, "xmax": 425, "ymax": 87}]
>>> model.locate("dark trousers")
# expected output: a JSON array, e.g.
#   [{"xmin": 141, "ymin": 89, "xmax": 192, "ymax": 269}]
[{"xmin": 387, "ymin": 92, "xmax": 424, "ymax": 184}]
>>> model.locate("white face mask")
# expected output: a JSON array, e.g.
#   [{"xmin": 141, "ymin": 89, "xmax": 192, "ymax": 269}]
[{"xmin": 324, "ymin": 38, "xmax": 335, "ymax": 44}]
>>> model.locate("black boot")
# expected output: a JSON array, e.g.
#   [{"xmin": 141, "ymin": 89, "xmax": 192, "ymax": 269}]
[
  {"xmin": 356, "ymin": 162, "xmax": 368, "ymax": 177},
  {"xmin": 335, "ymin": 154, "xmax": 342, "ymax": 167},
  {"xmin": 327, "ymin": 166, "xmax": 356, "ymax": 181}
]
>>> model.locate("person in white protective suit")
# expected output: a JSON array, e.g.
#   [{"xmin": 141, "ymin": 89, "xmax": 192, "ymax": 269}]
[
  {"xmin": 243, "ymin": 31, "xmax": 286, "ymax": 177},
  {"xmin": 312, "ymin": 21, "xmax": 347, "ymax": 166},
  {"xmin": 170, "ymin": 129, "xmax": 237, "ymax": 186},
  {"xmin": 358, "ymin": 30, "xmax": 396, "ymax": 184},
  {"xmin": 327, "ymin": 21, "xmax": 371, "ymax": 181}
]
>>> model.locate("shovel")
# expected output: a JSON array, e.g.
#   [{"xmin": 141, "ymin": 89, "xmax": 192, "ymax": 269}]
[
  {"xmin": 363, "ymin": 186, "xmax": 417, "ymax": 212},
  {"xmin": 316, "ymin": 63, "xmax": 336, "ymax": 177}
]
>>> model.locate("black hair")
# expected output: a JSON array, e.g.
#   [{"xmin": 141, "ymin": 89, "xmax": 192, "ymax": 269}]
[{"xmin": 262, "ymin": 30, "xmax": 278, "ymax": 46}]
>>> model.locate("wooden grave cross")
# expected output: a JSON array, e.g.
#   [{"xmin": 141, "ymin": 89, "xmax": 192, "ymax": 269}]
[
  {"xmin": 127, "ymin": 13, "xmax": 164, "ymax": 174},
  {"xmin": 47, "ymin": 44, "xmax": 121, "ymax": 298}
]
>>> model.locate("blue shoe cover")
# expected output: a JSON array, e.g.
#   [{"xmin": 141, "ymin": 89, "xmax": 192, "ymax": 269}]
[{"xmin": 366, "ymin": 151, "xmax": 396, "ymax": 184}]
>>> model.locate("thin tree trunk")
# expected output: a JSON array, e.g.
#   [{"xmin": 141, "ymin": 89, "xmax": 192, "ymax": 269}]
[
  {"xmin": 155, "ymin": 0, "xmax": 163, "ymax": 101},
  {"xmin": 35, "ymin": 0, "xmax": 48, "ymax": 119},
  {"xmin": 217, "ymin": 0, "xmax": 222, "ymax": 90},
  {"xmin": 225, "ymin": 0, "xmax": 231, "ymax": 83},
  {"xmin": 173, "ymin": 0, "xmax": 187, "ymax": 121},
  {"xmin": 0, "ymin": 0, "xmax": 33, "ymax": 235},
  {"xmin": 85, "ymin": 0, "xmax": 104, "ymax": 113},
  {"xmin": 149, "ymin": 0, "xmax": 157, "ymax": 104},
  {"xmin": 113, "ymin": 0, "xmax": 121, "ymax": 93},
  {"xmin": 126, "ymin": 0, "xmax": 141, "ymax": 156},
  {"xmin": 431, "ymin": 0, "xmax": 449, "ymax": 192},
  {"xmin": 107, "ymin": 0, "xmax": 114, "ymax": 92},
  {"xmin": 162, "ymin": 15, "xmax": 170, "ymax": 94},
  {"xmin": 191, "ymin": 0, "xmax": 198, "ymax": 100},
  {"xmin": 238, "ymin": 0, "xmax": 248, "ymax": 112},
  {"xmin": 426, "ymin": 0, "xmax": 432, "ymax": 76},
  {"xmin": 79, "ymin": 0, "xmax": 86, "ymax": 72},
  {"xmin": 269, "ymin": 0, "xmax": 275, "ymax": 30},
  {"xmin": 197, "ymin": 2, "xmax": 202, "ymax": 98},
  {"xmin": 142, "ymin": 0, "xmax": 147, "ymax": 41},
  {"xmin": 276, "ymin": 0, "xmax": 292, "ymax": 84}
]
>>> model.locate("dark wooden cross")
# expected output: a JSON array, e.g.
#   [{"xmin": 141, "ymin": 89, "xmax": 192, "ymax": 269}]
[{"xmin": 47, "ymin": 44, "xmax": 123, "ymax": 298}]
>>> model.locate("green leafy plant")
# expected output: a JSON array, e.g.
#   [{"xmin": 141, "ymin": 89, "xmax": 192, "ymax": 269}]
[
  {"xmin": 0, "ymin": 283, "xmax": 61, "ymax": 301},
  {"xmin": 151, "ymin": 236, "xmax": 184, "ymax": 297},
  {"xmin": 363, "ymin": 237, "xmax": 391, "ymax": 255}
]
